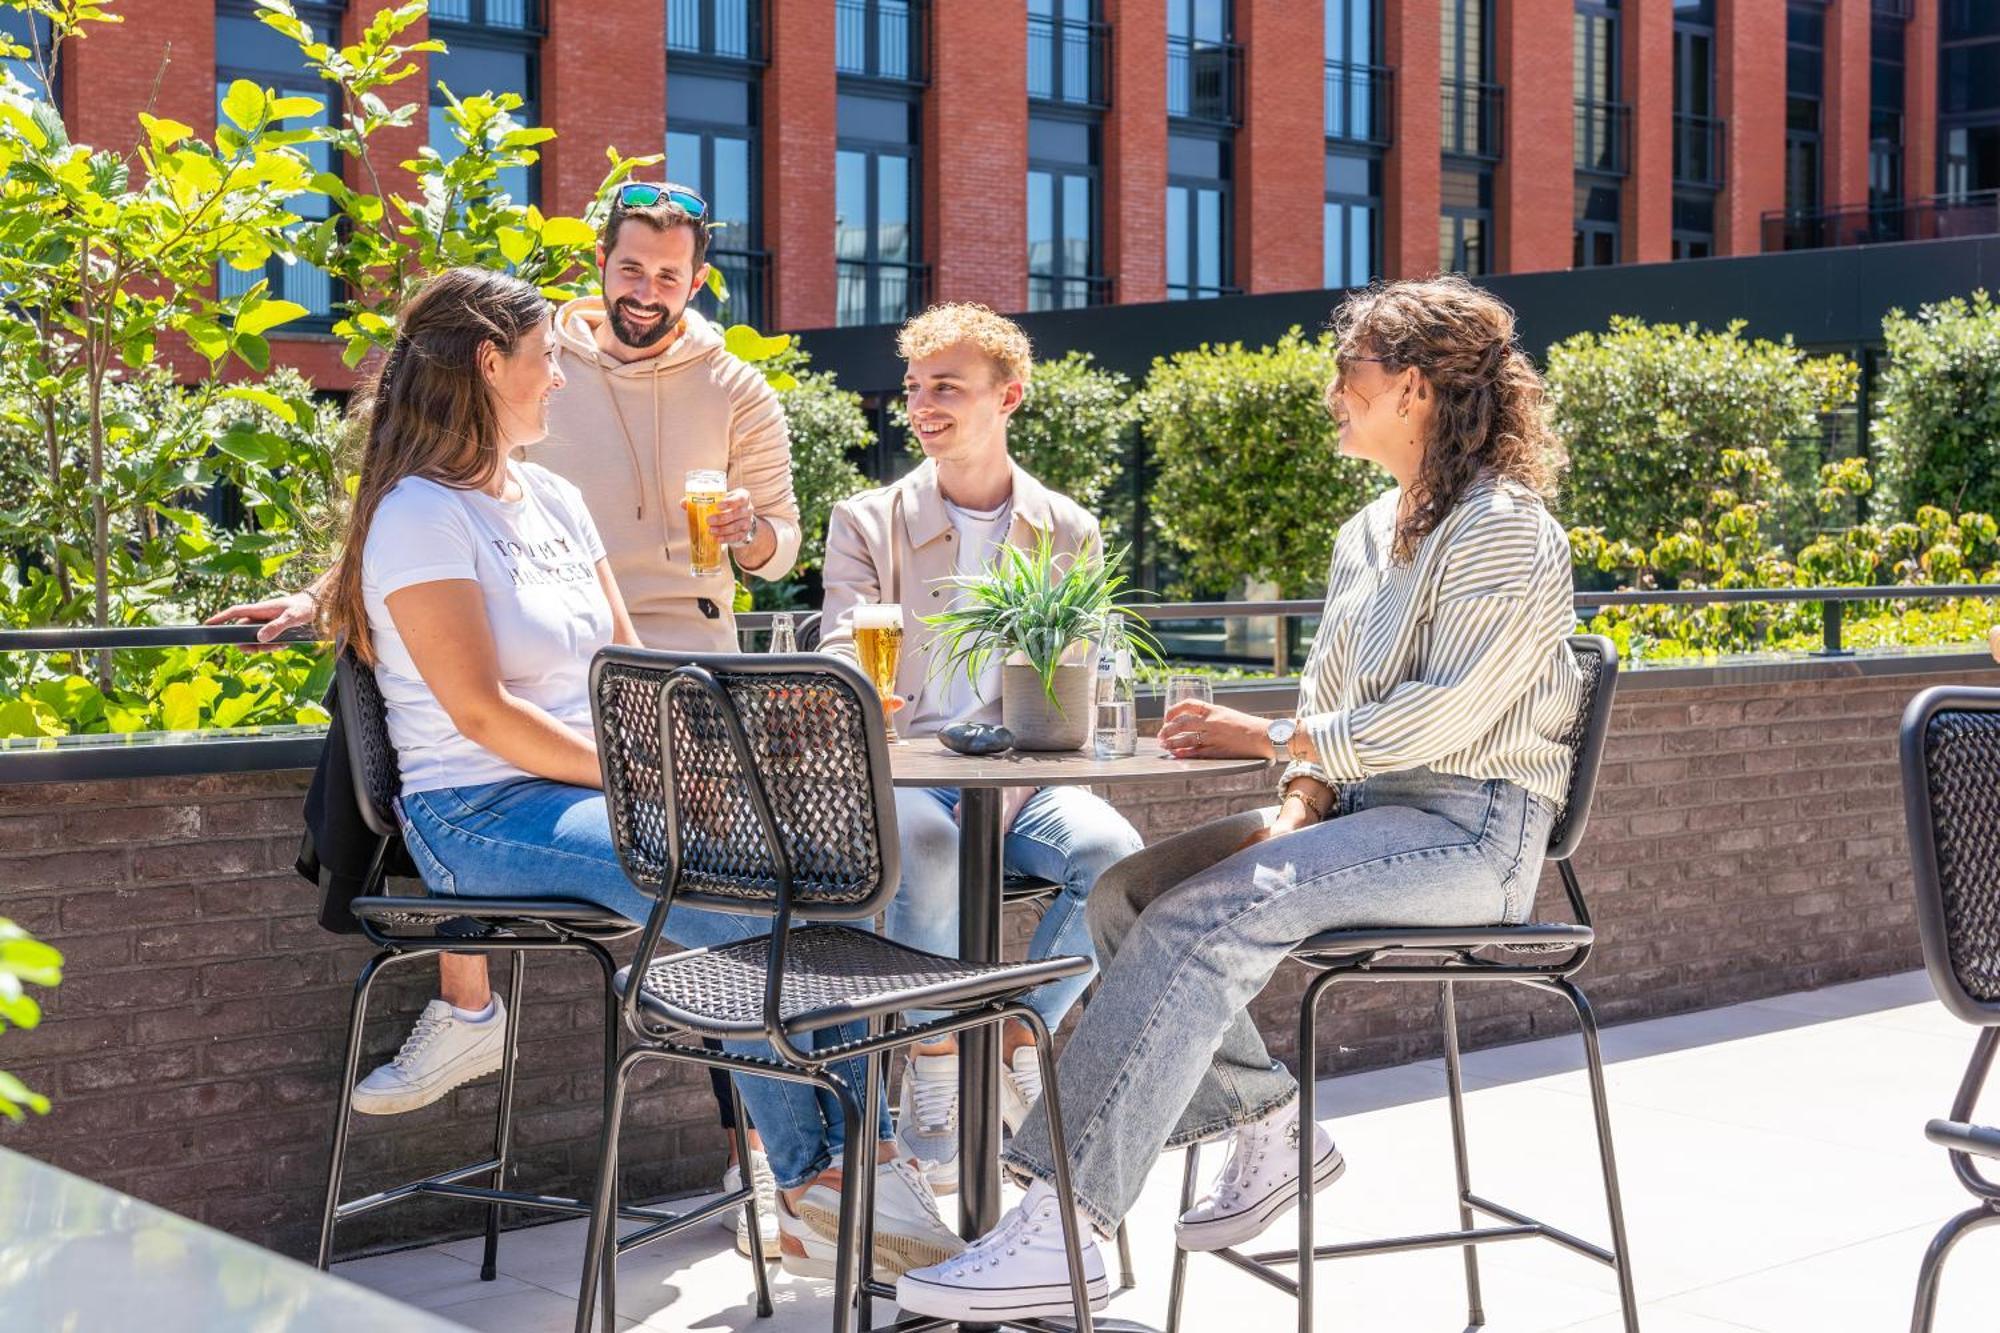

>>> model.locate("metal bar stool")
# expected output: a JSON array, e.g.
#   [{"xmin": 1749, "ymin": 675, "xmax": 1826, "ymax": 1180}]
[
  {"xmin": 1898, "ymin": 686, "xmax": 2000, "ymax": 1332},
  {"xmin": 315, "ymin": 651, "xmax": 768, "ymax": 1312},
  {"xmin": 573, "ymin": 648, "xmax": 1103, "ymax": 1333},
  {"xmin": 1164, "ymin": 634, "xmax": 1641, "ymax": 1333}
]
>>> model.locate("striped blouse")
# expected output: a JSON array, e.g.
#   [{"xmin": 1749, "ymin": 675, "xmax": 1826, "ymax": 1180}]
[{"xmin": 1283, "ymin": 476, "xmax": 1583, "ymax": 809}]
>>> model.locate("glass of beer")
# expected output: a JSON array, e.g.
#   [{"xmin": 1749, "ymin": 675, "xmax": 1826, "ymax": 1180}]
[
  {"xmin": 853, "ymin": 602, "xmax": 905, "ymax": 741},
  {"xmin": 683, "ymin": 469, "xmax": 727, "ymax": 577}
]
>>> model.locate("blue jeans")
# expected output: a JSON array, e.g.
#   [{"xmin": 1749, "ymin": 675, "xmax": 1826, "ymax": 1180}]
[
  {"xmin": 1002, "ymin": 770, "xmax": 1555, "ymax": 1231},
  {"xmin": 397, "ymin": 777, "xmax": 893, "ymax": 1190},
  {"xmin": 887, "ymin": 785, "xmax": 1145, "ymax": 1026}
]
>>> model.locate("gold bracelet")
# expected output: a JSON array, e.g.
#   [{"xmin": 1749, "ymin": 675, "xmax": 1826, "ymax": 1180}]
[{"xmin": 1283, "ymin": 787, "xmax": 1329, "ymax": 821}]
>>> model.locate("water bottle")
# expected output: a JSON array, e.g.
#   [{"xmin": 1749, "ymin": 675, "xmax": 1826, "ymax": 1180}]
[
  {"xmin": 768, "ymin": 612, "xmax": 796, "ymax": 654},
  {"xmin": 1092, "ymin": 613, "xmax": 1138, "ymax": 759}
]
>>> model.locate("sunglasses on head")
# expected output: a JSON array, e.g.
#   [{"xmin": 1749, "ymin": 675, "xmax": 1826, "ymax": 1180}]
[{"xmin": 615, "ymin": 182, "xmax": 709, "ymax": 218}]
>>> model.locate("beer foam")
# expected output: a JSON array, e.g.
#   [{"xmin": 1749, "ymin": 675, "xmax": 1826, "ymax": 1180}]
[
  {"xmin": 852, "ymin": 603, "xmax": 904, "ymax": 630},
  {"xmin": 684, "ymin": 469, "xmax": 726, "ymax": 496}
]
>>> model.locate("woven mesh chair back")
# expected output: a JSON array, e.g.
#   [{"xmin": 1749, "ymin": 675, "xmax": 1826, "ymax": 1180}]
[
  {"xmin": 1546, "ymin": 634, "xmax": 1620, "ymax": 862},
  {"xmin": 1904, "ymin": 691, "xmax": 2000, "ymax": 1020},
  {"xmin": 593, "ymin": 648, "xmax": 899, "ymax": 922},
  {"xmin": 335, "ymin": 649, "xmax": 401, "ymax": 841}
]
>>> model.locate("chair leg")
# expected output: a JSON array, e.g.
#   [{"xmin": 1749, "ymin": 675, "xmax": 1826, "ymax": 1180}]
[
  {"xmin": 1909, "ymin": 1202, "xmax": 2000, "ymax": 1333},
  {"xmin": 1164, "ymin": 1144, "xmax": 1200, "ymax": 1333},
  {"xmin": 729, "ymin": 1080, "xmax": 775, "ymax": 1317},
  {"xmin": 482, "ymin": 951, "xmax": 528, "ymax": 1282},
  {"xmin": 573, "ymin": 1048, "xmax": 641, "ymax": 1333},
  {"xmin": 317, "ymin": 950, "xmax": 393, "ymax": 1272},
  {"xmin": 1554, "ymin": 978, "xmax": 1640, "ymax": 1333},
  {"xmin": 1440, "ymin": 980, "xmax": 1485, "ymax": 1328},
  {"xmin": 829, "ymin": 1071, "xmax": 868, "ymax": 1333},
  {"xmin": 858, "ymin": 1023, "xmax": 886, "ymax": 1330},
  {"xmin": 1022, "ymin": 1008, "xmax": 1096, "ymax": 1333},
  {"xmin": 1297, "ymin": 970, "xmax": 1337, "ymax": 1333},
  {"xmin": 1114, "ymin": 1216, "xmax": 1135, "ymax": 1291}
]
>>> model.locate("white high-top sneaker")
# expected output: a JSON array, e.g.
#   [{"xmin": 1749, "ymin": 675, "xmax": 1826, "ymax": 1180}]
[
  {"xmin": 894, "ymin": 1050, "xmax": 962, "ymax": 1193},
  {"xmin": 999, "ymin": 1045, "xmax": 1044, "ymax": 1135},
  {"xmin": 350, "ymin": 997, "xmax": 506, "ymax": 1115},
  {"xmin": 1175, "ymin": 1098, "xmax": 1345, "ymax": 1252},
  {"xmin": 715, "ymin": 1148, "xmax": 779, "ymax": 1258},
  {"xmin": 895, "ymin": 1179, "xmax": 1109, "ymax": 1323}
]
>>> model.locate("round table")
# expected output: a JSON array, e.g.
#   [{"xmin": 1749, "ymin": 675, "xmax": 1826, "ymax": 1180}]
[{"xmin": 888, "ymin": 739, "xmax": 1271, "ymax": 1304}]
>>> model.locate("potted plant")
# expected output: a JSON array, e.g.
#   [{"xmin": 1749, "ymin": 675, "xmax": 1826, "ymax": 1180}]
[{"xmin": 924, "ymin": 536, "xmax": 1161, "ymax": 751}]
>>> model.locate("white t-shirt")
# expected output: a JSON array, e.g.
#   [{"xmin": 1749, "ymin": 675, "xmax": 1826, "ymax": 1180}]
[
  {"xmin": 928, "ymin": 497, "xmax": 1013, "ymax": 730},
  {"xmin": 362, "ymin": 462, "xmax": 611, "ymax": 795}
]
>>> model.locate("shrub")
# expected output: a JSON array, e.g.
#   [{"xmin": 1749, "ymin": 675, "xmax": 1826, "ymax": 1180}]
[
  {"xmin": 0, "ymin": 917, "xmax": 62, "ymax": 1120},
  {"xmin": 775, "ymin": 366, "xmax": 873, "ymax": 581},
  {"xmin": 1137, "ymin": 328, "xmax": 1383, "ymax": 597},
  {"xmin": 1547, "ymin": 317, "xmax": 1858, "ymax": 548},
  {"xmin": 1871, "ymin": 290, "xmax": 2000, "ymax": 521}
]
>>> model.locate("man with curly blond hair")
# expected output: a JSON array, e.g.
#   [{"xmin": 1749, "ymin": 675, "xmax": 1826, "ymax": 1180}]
[{"xmin": 813, "ymin": 303, "xmax": 1143, "ymax": 1209}]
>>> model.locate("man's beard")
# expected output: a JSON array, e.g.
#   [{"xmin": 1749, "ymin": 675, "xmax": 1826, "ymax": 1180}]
[{"xmin": 605, "ymin": 295, "xmax": 682, "ymax": 351}]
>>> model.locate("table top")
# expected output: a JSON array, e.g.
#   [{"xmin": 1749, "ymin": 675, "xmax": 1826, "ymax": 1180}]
[{"xmin": 888, "ymin": 737, "xmax": 1270, "ymax": 789}]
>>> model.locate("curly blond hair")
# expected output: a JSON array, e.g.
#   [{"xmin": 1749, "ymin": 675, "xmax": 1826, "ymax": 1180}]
[
  {"xmin": 897, "ymin": 302, "xmax": 1034, "ymax": 386},
  {"xmin": 1330, "ymin": 274, "xmax": 1566, "ymax": 562}
]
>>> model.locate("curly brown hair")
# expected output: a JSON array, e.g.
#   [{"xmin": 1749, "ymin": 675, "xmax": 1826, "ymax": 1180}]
[{"xmin": 1328, "ymin": 274, "xmax": 1566, "ymax": 562}]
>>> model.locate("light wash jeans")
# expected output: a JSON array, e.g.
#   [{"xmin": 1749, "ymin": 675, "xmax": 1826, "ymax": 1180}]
[
  {"xmin": 397, "ymin": 776, "xmax": 893, "ymax": 1190},
  {"xmin": 887, "ymin": 785, "xmax": 1145, "ymax": 1026},
  {"xmin": 1003, "ymin": 769, "xmax": 1555, "ymax": 1231}
]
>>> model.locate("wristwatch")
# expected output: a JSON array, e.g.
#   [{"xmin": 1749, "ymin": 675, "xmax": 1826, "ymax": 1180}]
[{"xmin": 1266, "ymin": 716, "xmax": 1298, "ymax": 760}]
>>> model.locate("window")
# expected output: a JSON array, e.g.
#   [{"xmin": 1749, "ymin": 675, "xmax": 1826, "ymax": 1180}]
[
  {"xmin": 666, "ymin": 0, "xmax": 760, "ymax": 62},
  {"xmin": 1440, "ymin": 163, "xmax": 1490, "ymax": 275},
  {"xmin": 836, "ymin": 94, "xmax": 921, "ymax": 326},
  {"xmin": 0, "ymin": 9, "xmax": 54, "ymax": 101},
  {"xmin": 1574, "ymin": 181, "xmax": 1620, "ymax": 267},
  {"xmin": 429, "ymin": 3, "xmax": 542, "ymax": 207},
  {"xmin": 1028, "ymin": 116, "xmax": 1104, "ymax": 309},
  {"xmin": 215, "ymin": 2, "xmax": 343, "ymax": 323},
  {"xmin": 1440, "ymin": 0, "xmax": 1498, "ymax": 160},
  {"xmin": 1672, "ymin": 190, "xmax": 1715, "ymax": 258},
  {"xmin": 1029, "ymin": 0, "xmax": 1107, "ymax": 108},
  {"xmin": 1784, "ymin": 1, "xmax": 1825, "ymax": 222},
  {"xmin": 1325, "ymin": 1, "xmax": 1388, "ymax": 147},
  {"xmin": 1868, "ymin": 7, "xmax": 1906, "ymax": 233},
  {"xmin": 1941, "ymin": 0, "xmax": 2000, "ymax": 201},
  {"xmin": 1167, "ymin": 132, "xmax": 1231, "ymax": 300},
  {"xmin": 1573, "ymin": 2, "xmax": 1622, "ymax": 266},
  {"xmin": 668, "ymin": 71, "xmax": 764, "ymax": 328},
  {"xmin": 1168, "ymin": 0, "xmax": 1239, "ymax": 125},
  {"xmin": 1323, "ymin": 152, "xmax": 1378, "ymax": 289},
  {"xmin": 836, "ymin": 0, "xmax": 925, "ymax": 84}
]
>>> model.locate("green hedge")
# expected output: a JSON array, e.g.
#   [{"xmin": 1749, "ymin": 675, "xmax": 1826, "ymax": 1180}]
[{"xmin": 1871, "ymin": 290, "xmax": 2000, "ymax": 522}]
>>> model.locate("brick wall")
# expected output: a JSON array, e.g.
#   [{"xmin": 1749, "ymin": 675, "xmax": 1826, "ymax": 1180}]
[
  {"xmin": 1906, "ymin": 0, "xmax": 1939, "ymax": 203},
  {"xmin": 1496, "ymin": 0, "xmax": 1575, "ymax": 275},
  {"xmin": 1, "ymin": 661, "xmax": 1971, "ymax": 1262},
  {"xmin": 1381, "ymin": 0, "xmax": 1440, "ymax": 279},
  {"xmin": 545, "ymin": 0, "xmax": 664, "ymax": 220},
  {"xmin": 925, "ymin": 5, "xmax": 1029, "ymax": 313},
  {"xmin": 1101, "ymin": 0, "xmax": 1167, "ymax": 305},
  {"xmin": 1622, "ymin": 0, "xmax": 1674, "ymax": 265},
  {"xmin": 1824, "ymin": 0, "xmax": 1874, "ymax": 214},
  {"xmin": 1235, "ymin": 0, "xmax": 1325, "ymax": 294},
  {"xmin": 763, "ymin": 2, "xmax": 838, "ymax": 331},
  {"xmin": 1718, "ymin": 0, "xmax": 1787, "ymax": 255}
]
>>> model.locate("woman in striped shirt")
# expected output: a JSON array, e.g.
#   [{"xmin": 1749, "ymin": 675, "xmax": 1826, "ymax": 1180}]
[{"xmin": 894, "ymin": 274, "xmax": 1584, "ymax": 1324}]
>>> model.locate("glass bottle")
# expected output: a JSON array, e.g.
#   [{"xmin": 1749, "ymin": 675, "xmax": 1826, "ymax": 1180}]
[
  {"xmin": 1092, "ymin": 613, "xmax": 1138, "ymax": 759},
  {"xmin": 768, "ymin": 612, "xmax": 797, "ymax": 654}
]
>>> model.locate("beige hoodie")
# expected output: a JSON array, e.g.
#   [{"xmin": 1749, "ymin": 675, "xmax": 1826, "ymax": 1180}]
[{"xmin": 520, "ymin": 298, "xmax": 800, "ymax": 652}]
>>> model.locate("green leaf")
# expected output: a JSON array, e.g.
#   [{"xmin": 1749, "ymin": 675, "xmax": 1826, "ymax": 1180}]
[
  {"xmin": 267, "ymin": 94, "xmax": 325, "ymax": 121},
  {"xmin": 724, "ymin": 326, "xmax": 791, "ymax": 363},
  {"xmin": 233, "ymin": 333, "xmax": 272, "ymax": 372},
  {"xmin": 219, "ymin": 385, "xmax": 299, "ymax": 425},
  {"xmin": 220, "ymin": 79, "xmax": 269, "ymax": 132},
  {"xmin": 237, "ymin": 298, "xmax": 310, "ymax": 338},
  {"xmin": 538, "ymin": 216, "xmax": 596, "ymax": 249},
  {"xmin": 138, "ymin": 113, "xmax": 195, "ymax": 150},
  {"xmin": 495, "ymin": 226, "xmax": 534, "ymax": 266}
]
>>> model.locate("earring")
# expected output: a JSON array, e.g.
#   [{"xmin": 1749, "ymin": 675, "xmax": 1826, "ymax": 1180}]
[{"xmin": 1397, "ymin": 406, "xmax": 1409, "ymax": 420}]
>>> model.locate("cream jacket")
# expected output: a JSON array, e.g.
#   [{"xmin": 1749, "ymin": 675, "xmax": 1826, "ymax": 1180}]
[
  {"xmin": 519, "ymin": 299, "xmax": 799, "ymax": 653},
  {"xmin": 819, "ymin": 459, "xmax": 1102, "ymax": 737}
]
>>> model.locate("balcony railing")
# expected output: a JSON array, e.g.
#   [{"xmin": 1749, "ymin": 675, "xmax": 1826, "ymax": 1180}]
[
  {"xmin": 1673, "ymin": 112, "xmax": 1727, "ymax": 188},
  {"xmin": 665, "ymin": 0, "xmax": 765, "ymax": 64},
  {"xmin": 1028, "ymin": 272, "xmax": 1114, "ymax": 311},
  {"xmin": 1028, "ymin": 16, "xmax": 1110, "ymax": 108},
  {"xmin": 1166, "ymin": 281, "xmax": 1244, "ymax": 302},
  {"xmin": 1440, "ymin": 80, "xmax": 1504, "ymax": 161},
  {"xmin": 1869, "ymin": 0, "xmax": 1913, "ymax": 18},
  {"xmin": 1166, "ymin": 36, "xmax": 1241, "ymax": 126},
  {"xmin": 691, "ymin": 248, "xmax": 770, "ymax": 330},
  {"xmin": 1762, "ymin": 190, "xmax": 2000, "ymax": 252},
  {"xmin": 1324, "ymin": 61, "xmax": 1393, "ymax": 147},
  {"xmin": 1574, "ymin": 99, "xmax": 1631, "ymax": 176},
  {"xmin": 428, "ymin": 0, "xmax": 541, "ymax": 29},
  {"xmin": 835, "ymin": 0, "xmax": 929, "ymax": 84},
  {"xmin": 836, "ymin": 258, "xmax": 931, "ymax": 327}
]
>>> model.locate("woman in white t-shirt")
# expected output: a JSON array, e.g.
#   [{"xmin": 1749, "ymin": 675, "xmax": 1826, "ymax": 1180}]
[{"xmin": 320, "ymin": 270, "xmax": 937, "ymax": 1267}]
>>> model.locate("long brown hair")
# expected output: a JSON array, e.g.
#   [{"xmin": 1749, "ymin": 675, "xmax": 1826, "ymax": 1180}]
[
  {"xmin": 1329, "ymin": 274, "xmax": 1565, "ymax": 562},
  {"xmin": 327, "ymin": 266, "xmax": 552, "ymax": 663}
]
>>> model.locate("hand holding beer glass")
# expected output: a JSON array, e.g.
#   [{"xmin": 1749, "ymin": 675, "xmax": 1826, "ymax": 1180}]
[
  {"xmin": 683, "ymin": 469, "xmax": 728, "ymax": 577},
  {"xmin": 853, "ymin": 602, "xmax": 905, "ymax": 741}
]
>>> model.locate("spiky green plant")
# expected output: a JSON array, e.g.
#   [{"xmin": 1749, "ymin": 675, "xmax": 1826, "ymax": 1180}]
[{"xmin": 922, "ymin": 535, "xmax": 1162, "ymax": 709}]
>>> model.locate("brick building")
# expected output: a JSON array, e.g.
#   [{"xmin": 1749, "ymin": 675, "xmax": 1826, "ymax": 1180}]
[{"xmin": 6, "ymin": 0, "xmax": 1996, "ymax": 388}]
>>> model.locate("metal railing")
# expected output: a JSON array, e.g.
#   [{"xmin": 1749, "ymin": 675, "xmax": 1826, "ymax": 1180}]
[
  {"xmin": 1441, "ymin": 80, "xmax": 1504, "ymax": 161},
  {"xmin": 1028, "ymin": 272, "xmax": 1114, "ymax": 311},
  {"xmin": 665, "ymin": 0, "xmax": 765, "ymax": 63},
  {"xmin": 834, "ymin": 0, "xmax": 929, "ymax": 84},
  {"xmin": 1870, "ymin": 0, "xmax": 1913, "ymax": 18},
  {"xmin": 1324, "ymin": 60, "xmax": 1394, "ymax": 147},
  {"xmin": 1167, "ymin": 36, "xmax": 1241, "ymax": 126},
  {"xmin": 1762, "ymin": 191, "xmax": 2000, "ymax": 252},
  {"xmin": 1028, "ymin": 15, "xmax": 1110, "ymax": 108},
  {"xmin": 428, "ymin": 0, "xmax": 542, "ymax": 30},
  {"xmin": 692, "ymin": 248, "xmax": 771, "ymax": 330},
  {"xmin": 1575, "ymin": 99, "xmax": 1631, "ymax": 176},
  {"xmin": 835, "ymin": 258, "xmax": 931, "ymax": 328},
  {"xmin": 1673, "ymin": 112, "xmax": 1727, "ymax": 188}
]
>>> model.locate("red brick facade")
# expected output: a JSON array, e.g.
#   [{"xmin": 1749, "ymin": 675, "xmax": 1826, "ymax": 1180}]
[
  {"xmin": 1496, "ymin": 0, "xmax": 1575, "ymax": 274},
  {"xmin": 1381, "ymin": 0, "xmax": 1441, "ymax": 278},
  {"xmin": 1102, "ymin": 0, "xmax": 1168, "ymax": 304},
  {"xmin": 1905, "ymin": 0, "xmax": 1940, "ymax": 203},
  {"xmin": 1717, "ymin": 0, "xmax": 1787, "ymax": 255},
  {"xmin": 762, "ymin": 2, "xmax": 838, "ymax": 330},
  {"xmin": 1825, "ymin": 0, "xmax": 1874, "ymax": 221},
  {"xmin": 544, "ymin": 0, "xmax": 663, "ymax": 219},
  {"xmin": 1235, "ymin": 0, "xmax": 1326, "ymax": 294},
  {"xmin": 1623, "ymin": 0, "xmax": 1674, "ymax": 264},
  {"xmin": 926, "ymin": 5, "xmax": 1029, "ymax": 312}
]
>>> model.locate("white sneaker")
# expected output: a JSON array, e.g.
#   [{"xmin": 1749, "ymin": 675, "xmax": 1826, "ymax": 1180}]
[
  {"xmin": 1175, "ymin": 1099, "xmax": 1345, "ymax": 1252},
  {"xmin": 351, "ymin": 997, "xmax": 506, "ymax": 1115},
  {"xmin": 774, "ymin": 1188, "xmax": 841, "ymax": 1280},
  {"xmin": 794, "ymin": 1156, "xmax": 966, "ymax": 1280},
  {"xmin": 999, "ymin": 1045, "xmax": 1044, "ymax": 1135},
  {"xmin": 895, "ymin": 1051, "xmax": 961, "ymax": 1194},
  {"xmin": 896, "ymin": 1179, "xmax": 1109, "ymax": 1323},
  {"xmin": 717, "ymin": 1150, "xmax": 779, "ymax": 1259}
]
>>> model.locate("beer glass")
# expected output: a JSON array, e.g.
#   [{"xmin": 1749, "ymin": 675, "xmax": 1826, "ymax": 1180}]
[
  {"xmin": 683, "ymin": 469, "xmax": 727, "ymax": 577},
  {"xmin": 1165, "ymin": 674, "xmax": 1213, "ymax": 714},
  {"xmin": 852, "ymin": 602, "xmax": 905, "ymax": 740}
]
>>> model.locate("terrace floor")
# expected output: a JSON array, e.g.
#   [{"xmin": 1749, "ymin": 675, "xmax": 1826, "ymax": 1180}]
[{"xmin": 334, "ymin": 970, "xmax": 1997, "ymax": 1332}]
